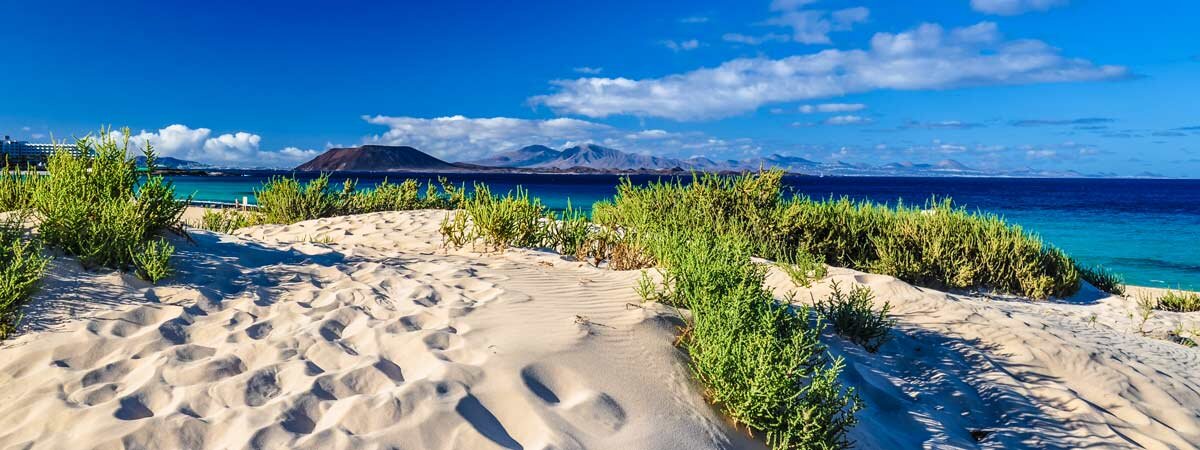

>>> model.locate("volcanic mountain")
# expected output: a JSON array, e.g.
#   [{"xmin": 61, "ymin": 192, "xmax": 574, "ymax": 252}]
[
  {"xmin": 468, "ymin": 145, "xmax": 563, "ymax": 167},
  {"xmin": 296, "ymin": 145, "xmax": 458, "ymax": 171}
]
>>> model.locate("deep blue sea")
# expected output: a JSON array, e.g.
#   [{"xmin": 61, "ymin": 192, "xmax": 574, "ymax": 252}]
[{"xmin": 167, "ymin": 172, "xmax": 1200, "ymax": 290}]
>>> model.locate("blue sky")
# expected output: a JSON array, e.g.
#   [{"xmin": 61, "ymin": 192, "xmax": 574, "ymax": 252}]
[{"xmin": 2, "ymin": 0, "xmax": 1198, "ymax": 175}]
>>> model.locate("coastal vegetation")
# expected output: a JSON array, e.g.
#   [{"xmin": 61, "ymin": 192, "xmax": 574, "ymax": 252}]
[
  {"xmin": 1155, "ymin": 289, "xmax": 1200, "ymax": 313},
  {"xmin": 0, "ymin": 129, "xmax": 188, "ymax": 337},
  {"xmin": 194, "ymin": 174, "xmax": 468, "ymax": 231},
  {"xmin": 814, "ymin": 282, "xmax": 896, "ymax": 353},
  {"xmin": 1080, "ymin": 264, "xmax": 1126, "ymax": 295},
  {"xmin": 31, "ymin": 131, "xmax": 187, "ymax": 274},
  {"xmin": 0, "ymin": 165, "xmax": 39, "ymax": 211},
  {"xmin": 0, "ymin": 213, "xmax": 48, "ymax": 339}
]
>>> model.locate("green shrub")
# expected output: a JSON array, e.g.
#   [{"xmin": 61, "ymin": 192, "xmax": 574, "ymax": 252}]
[
  {"xmin": 0, "ymin": 165, "xmax": 40, "ymax": 212},
  {"xmin": 593, "ymin": 172, "xmax": 1081, "ymax": 299},
  {"xmin": 462, "ymin": 184, "xmax": 546, "ymax": 252},
  {"xmin": 1079, "ymin": 264, "xmax": 1125, "ymax": 295},
  {"xmin": 255, "ymin": 174, "xmax": 341, "ymax": 224},
  {"xmin": 194, "ymin": 208, "xmax": 259, "ymax": 233},
  {"xmin": 439, "ymin": 211, "xmax": 471, "ymax": 249},
  {"xmin": 776, "ymin": 248, "xmax": 828, "ymax": 288},
  {"xmin": 1157, "ymin": 290, "xmax": 1200, "ymax": 313},
  {"xmin": 132, "ymin": 239, "xmax": 174, "ymax": 283},
  {"xmin": 31, "ymin": 130, "xmax": 187, "ymax": 272},
  {"xmin": 0, "ymin": 215, "xmax": 49, "ymax": 339},
  {"xmin": 256, "ymin": 175, "xmax": 464, "ymax": 224},
  {"xmin": 649, "ymin": 228, "xmax": 860, "ymax": 450},
  {"xmin": 545, "ymin": 199, "xmax": 593, "ymax": 256},
  {"xmin": 813, "ymin": 281, "xmax": 896, "ymax": 353}
]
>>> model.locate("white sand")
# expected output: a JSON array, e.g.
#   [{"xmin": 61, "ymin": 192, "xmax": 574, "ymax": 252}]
[{"xmin": 1, "ymin": 210, "xmax": 1197, "ymax": 449}]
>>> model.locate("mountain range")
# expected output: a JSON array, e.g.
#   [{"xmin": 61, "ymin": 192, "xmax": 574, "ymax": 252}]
[{"xmin": 293, "ymin": 143, "xmax": 1118, "ymax": 178}]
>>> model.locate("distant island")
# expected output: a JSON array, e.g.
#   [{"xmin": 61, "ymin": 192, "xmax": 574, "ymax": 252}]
[{"xmin": 291, "ymin": 143, "xmax": 1150, "ymax": 178}]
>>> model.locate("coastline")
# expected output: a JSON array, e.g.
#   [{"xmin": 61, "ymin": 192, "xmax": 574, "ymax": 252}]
[{"xmin": 1, "ymin": 209, "xmax": 1197, "ymax": 448}]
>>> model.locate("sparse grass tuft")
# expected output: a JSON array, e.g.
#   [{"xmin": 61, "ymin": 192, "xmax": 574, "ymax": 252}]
[
  {"xmin": 777, "ymin": 248, "xmax": 827, "ymax": 288},
  {"xmin": 1156, "ymin": 289, "xmax": 1200, "ymax": 313},
  {"xmin": 813, "ymin": 281, "xmax": 896, "ymax": 353},
  {"xmin": 461, "ymin": 184, "xmax": 546, "ymax": 252},
  {"xmin": 254, "ymin": 175, "xmax": 465, "ymax": 225},
  {"xmin": 1080, "ymin": 264, "xmax": 1125, "ymax": 295},
  {"xmin": 132, "ymin": 239, "xmax": 174, "ymax": 283},
  {"xmin": 194, "ymin": 208, "xmax": 259, "ymax": 233}
]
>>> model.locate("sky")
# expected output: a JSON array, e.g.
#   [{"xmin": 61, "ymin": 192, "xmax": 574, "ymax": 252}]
[{"xmin": 2, "ymin": 0, "xmax": 1198, "ymax": 175}]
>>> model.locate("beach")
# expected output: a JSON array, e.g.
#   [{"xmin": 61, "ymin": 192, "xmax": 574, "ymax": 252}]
[{"xmin": 1, "ymin": 209, "xmax": 1197, "ymax": 449}]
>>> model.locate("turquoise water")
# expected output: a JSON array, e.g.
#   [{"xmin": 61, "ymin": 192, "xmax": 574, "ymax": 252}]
[{"xmin": 167, "ymin": 172, "xmax": 1200, "ymax": 290}]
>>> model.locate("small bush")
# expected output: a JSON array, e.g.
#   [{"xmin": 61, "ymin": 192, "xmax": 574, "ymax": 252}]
[
  {"xmin": 256, "ymin": 175, "xmax": 464, "ymax": 225},
  {"xmin": 0, "ymin": 216, "xmax": 49, "ymax": 339},
  {"xmin": 438, "ymin": 211, "xmax": 471, "ymax": 249},
  {"xmin": 1157, "ymin": 290, "xmax": 1200, "ymax": 313},
  {"xmin": 0, "ymin": 165, "xmax": 40, "ymax": 212},
  {"xmin": 813, "ymin": 281, "xmax": 896, "ymax": 353},
  {"xmin": 545, "ymin": 199, "xmax": 593, "ymax": 256},
  {"xmin": 776, "ymin": 248, "xmax": 827, "ymax": 288},
  {"xmin": 31, "ymin": 130, "xmax": 187, "ymax": 272},
  {"xmin": 255, "ymin": 174, "xmax": 341, "ymax": 224},
  {"xmin": 650, "ymin": 229, "xmax": 861, "ymax": 449},
  {"xmin": 132, "ymin": 239, "xmax": 174, "ymax": 283},
  {"xmin": 194, "ymin": 208, "xmax": 259, "ymax": 233},
  {"xmin": 1079, "ymin": 264, "xmax": 1125, "ymax": 295},
  {"xmin": 462, "ymin": 184, "xmax": 546, "ymax": 252}
]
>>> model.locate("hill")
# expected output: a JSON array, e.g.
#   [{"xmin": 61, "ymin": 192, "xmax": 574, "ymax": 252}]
[{"xmin": 295, "ymin": 145, "xmax": 458, "ymax": 171}]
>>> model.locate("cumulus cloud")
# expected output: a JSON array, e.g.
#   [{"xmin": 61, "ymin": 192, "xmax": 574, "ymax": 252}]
[
  {"xmin": 662, "ymin": 39, "xmax": 701, "ymax": 52},
  {"xmin": 970, "ymin": 0, "xmax": 1068, "ymax": 15},
  {"xmin": 765, "ymin": 6, "xmax": 870, "ymax": 45},
  {"xmin": 798, "ymin": 103, "xmax": 866, "ymax": 113},
  {"xmin": 122, "ymin": 124, "xmax": 317, "ymax": 167},
  {"xmin": 573, "ymin": 66, "xmax": 603, "ymax": 74},
  {"xmin": 532, "ymin": 22, "xmax": 1128, "ymax": 120}
]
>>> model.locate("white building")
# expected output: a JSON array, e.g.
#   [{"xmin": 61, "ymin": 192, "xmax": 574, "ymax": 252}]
[{"xmin": 1, "ymin": 135, "xmax": 79, "ymax": 166}]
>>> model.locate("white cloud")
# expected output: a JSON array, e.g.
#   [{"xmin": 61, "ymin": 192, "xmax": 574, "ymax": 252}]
[
  {"xmin": 31, "ymin": 133, "xmax": 46, "ymax": 139},
  {"xmin": 363, "ymin": 115, "xmax": 612, "ymax": 161},
  {"xmin": 1026, "ymin": 149, "xmax": 1058, "ymax": 159},
  {"xmin": 573, "ymin": 66, "xmax": 603, "ymax": 74},
  {"xmin": 362, "ymin": 115, "xmax": 761, "ymax": 161},
  {"xmin": 798, "ymin": 103, "xmax": 867, "ymax": 113},
  {"xmin": 680, "ymin": 16, "xmax": 710, "ymax": 24},
  {"xmin": 21, "ymin": 126, "xmax": 31, "ymax": 131},
  {"xmin": 722, "ymin": 33, "xmax": 790, "ymax": 45},
  {"xmin": 663, "ymin": 39, "xmax": 701, "ymax": 52},
  {"xmin": 970, "ymin": 0, "xmax": 1068, "ymax": 15},
  {"xmin": 532, "ymin": 22, "xmax": 1128, "ymax": 120},
  {"xmin": 822, "ymin": 115, "xmax": 872, "ymax": 125},
  {"xmin": 122, "ymin": 124, "xmax": 316, "ymax": 167},
  {"xmin": 763, "ymin": 0, "xmax": 869, "ymax": 45}
]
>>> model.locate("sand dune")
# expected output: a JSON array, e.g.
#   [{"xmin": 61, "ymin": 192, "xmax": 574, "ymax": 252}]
[{"xmin": 2, "ymin": 210, "xmax": 1198, "ymax": 449}]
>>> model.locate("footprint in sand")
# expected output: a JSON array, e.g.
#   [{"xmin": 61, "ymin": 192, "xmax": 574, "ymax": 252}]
[{"xmin": 520, "ymin": 363, "xmax": 627, "ymax": 435}]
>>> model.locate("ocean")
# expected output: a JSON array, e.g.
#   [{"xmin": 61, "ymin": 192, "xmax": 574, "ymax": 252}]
[{"xmin": 167, "ymin": 171, "xmax": 1200, "ymax": 290}]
